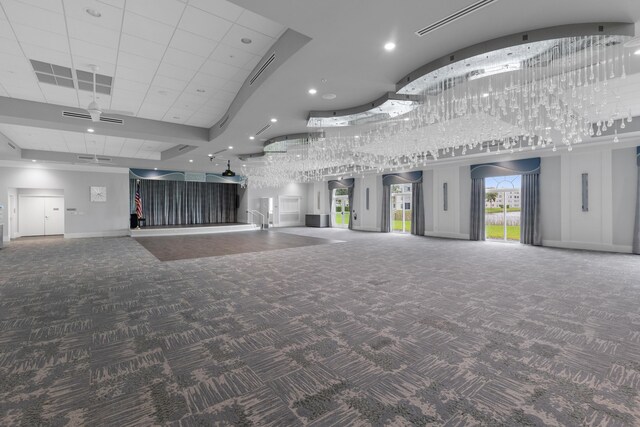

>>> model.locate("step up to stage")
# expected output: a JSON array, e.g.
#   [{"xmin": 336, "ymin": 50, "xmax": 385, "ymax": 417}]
[{"xmin": 130, "ymin": 223, "xmax": 258, "ymax": 237}]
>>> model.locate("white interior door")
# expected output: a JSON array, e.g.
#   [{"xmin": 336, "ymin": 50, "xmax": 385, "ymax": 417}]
[
  {"xmin": 19, "ymin": 197, "xmax": 45, "ymax": 237},
  {"xmin": 44, "ymin": 197, "xmax": 64, "ymax": 235}
]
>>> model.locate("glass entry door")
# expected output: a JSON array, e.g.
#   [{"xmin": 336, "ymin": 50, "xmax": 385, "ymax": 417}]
[
  {"xmin": 484, "ymin": 175, "xmax": 521, "ymax": 241},
  {"xmin": 391, "ymin": 184, "xmax": 412, "ymax": 233},
  {"xmin": 333, "ymin": 189, "xmax": 350, "ymax": 228}
]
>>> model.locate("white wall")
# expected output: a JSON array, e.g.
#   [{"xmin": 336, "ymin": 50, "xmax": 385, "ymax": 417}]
[
  {"xmin": 246, "ymin": 182, "xmax": 309, "ymax": 227},
  {"xmin": 302, "ymin": 141, "xmax": 638, "ymax": 254},
  {"xmin": 0, "ymin": 162, "xmax": 130, "ymax": 241}
]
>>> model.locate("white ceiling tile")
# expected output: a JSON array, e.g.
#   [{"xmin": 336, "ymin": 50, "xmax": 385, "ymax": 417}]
[
  {"xmin": 62, "ymin": 0, "xmax": 124, "ymax": 30},
  {"xmin": 178, "ymin": 6, "xmax": 232, "ymax": 41},
  {"xmin": 6, "ymin": 90, "xmax": 45, "ymax": 102},
  {"xmin": 110, "ymin": 78, "xmax": 148, "ymax": 95},
  {"xmin": 200, "ymin": 59, "xmax": 243, "ymax": 80},
  {"xmin": 151, "ymin": 74, "xmax": 188, "ymax": 91},
  {"xmin": 211, "ymin": 90, "xmax": 235, "ymax": 103},
  {"xmin": 73, "ymin": 56, "xmax": 116, "ymax": 76},
  {"xmin": 173, "ymin": 94, "xmax": 206, "ymax": 111},
  {"xmin": 11, "ymin": 23, "xmax": 70, "ymax": 53},
  {"xmin": 228, "ymin": 70, "xmax": 249, "ymax": 84},
  {"xmin": 242, "ymin": 54, "xmax": 261, "ymax": 71},
  {"xmin": 156, "ymin": 61, "xmax": 196, "ymax": 81},
  {"xmin": 115, "ymin": 64, "xmax": 156, "ymax": 84},
  {"xmin": 162, "ymin": 47, "xmax": 206, "ymax": 71},
  {"xmin": 2, "ymin": 0, "xmax": 67, "ymax": 35},
  {"xmin": 126, "ymin": 0, "xmax": 186, "ymax": 27},
  {"xmin": 12, "ymin": 0, "xmax": 64, "ymax": 14},
  {"xmin": 187, "ymin": 0, "xmax": 243, "ymax": 22},
  {"xmin": 208, "ymin": 43, "xmax": 256, "ymax": 69},
  {"xmin": 117, "ymin": 51, "xmax": 160, "ymax": 74},
  {"xmin": 119, "ymin": 34, "xmax": 166, "ymax": 61},
  {"xmin": 235, "ymin": 9, "xmax": 284, "ymax": 38},
  {"xmin": 169, "ymin": 29, "xmax": 217, "ymax": 58},
  {"xmin": 0, "ymin": 36, "xmax": 23, "ymax": 56},
  {"xmin": 66, "ymin": 17, "xmax": 121, "ymax": 49},
  {"xmin": 122, "ymin": 12, "xmax": 174, "ymax": 45},
  {"xmin": 39, "ymin": 84, "xmax": 78, "ymax": 106},
  {"xmin": 19, "ymin": 43, "xmax": 73, "ymax": 67},
  {"xmin": 187, "ymin": 72, "xmax": 228, "ymax": 91},
  {"xmin": 70, "ymin": 38, "xmax": 118, "ymax": 64},
  {"xmin": 0, "ymin": 21, "xmax": 16, "ymax": 39},
  {"xmin": 95, "ymin": 0, "xmax": 125, "ymax": 9},
  {"xmin": 220, "ymin": 24, "xmax": 274, "ymax": 55}
]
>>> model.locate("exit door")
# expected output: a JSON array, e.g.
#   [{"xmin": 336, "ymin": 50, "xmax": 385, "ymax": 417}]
[{"xmin": 19, "ymin": 197, "xmax": 64, "ymax": 237}]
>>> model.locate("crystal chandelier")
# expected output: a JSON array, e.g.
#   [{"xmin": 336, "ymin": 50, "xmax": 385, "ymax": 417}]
[{"xmin": 243, "ymin": 34, "xmax": 637, "ymax": 188}]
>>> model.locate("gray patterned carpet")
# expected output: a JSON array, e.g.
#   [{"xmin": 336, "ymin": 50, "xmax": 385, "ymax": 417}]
[{"xmin": 1, "ymin": 228, "xmax": 640, "ymax": 426}]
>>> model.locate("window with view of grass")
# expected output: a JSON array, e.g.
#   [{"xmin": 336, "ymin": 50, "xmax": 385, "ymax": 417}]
[
  {"xmin": 485, "ymin": 175, "xmax": 521, "ymax": 241},
  {"xmin": 391, "ymin": 184, "xmax": 412, "ymax": 233}
]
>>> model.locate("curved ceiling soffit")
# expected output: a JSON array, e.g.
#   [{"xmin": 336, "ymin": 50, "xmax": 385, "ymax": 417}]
[
  {"xmin": 238, "ymin": 132, "xmax": 325, "ymax": 160},
  {"xmin": 396, "ymin": 22, "xmax": 635, "ymax": 94},
  {"xmin": 207, "ymin": 29, "xmax": 312, "ymax": 142},
  {"xmin": 305, "ymin": 22, "xmax": 635, "ymax": 131}
]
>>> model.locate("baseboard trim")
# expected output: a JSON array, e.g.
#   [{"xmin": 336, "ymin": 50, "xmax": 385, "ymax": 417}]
[
  {"xmin": 65, "ymin": 230, "xmax": 129, "ymax": 239},
  {"xmin": 543, "ymin": 240, "xmax": 633, "ymax": 254},
  {"xmin": 425, "ymin": 231, "xmax": 470, "ymax": 240}
]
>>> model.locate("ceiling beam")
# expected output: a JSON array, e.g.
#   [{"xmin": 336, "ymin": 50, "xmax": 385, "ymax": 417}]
[{"xmin": 0, "ymin": 96, "xmax": 209, "ymax": 146}]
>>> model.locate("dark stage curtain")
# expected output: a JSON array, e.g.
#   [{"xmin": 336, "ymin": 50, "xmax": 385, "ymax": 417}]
[{"xmin": 129, "ymin": 179, "xmax": 237, "ymax": 226}]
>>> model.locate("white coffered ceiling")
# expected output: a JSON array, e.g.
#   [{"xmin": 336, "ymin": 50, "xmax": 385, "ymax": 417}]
[
  {"xmin": 1, "ymin": 0, "xmax": 640, "ymax": 173},
  {"xmin": 0, "ymin": 0, "xmax": 284, "ymax": 129}
]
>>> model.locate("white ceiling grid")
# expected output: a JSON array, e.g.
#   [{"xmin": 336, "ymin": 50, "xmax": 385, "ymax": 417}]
[{"xmin": 0, "ymin": 0, "xmax": 285, "ymax": 157}]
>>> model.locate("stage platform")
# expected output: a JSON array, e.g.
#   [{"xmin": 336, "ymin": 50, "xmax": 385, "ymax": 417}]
[{"xmin": 129, "ymin": 223, "xmax": 258, "ymax": 237}]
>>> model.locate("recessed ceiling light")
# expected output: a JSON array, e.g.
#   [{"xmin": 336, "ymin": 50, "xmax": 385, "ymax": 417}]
[
  {"xmin": 635, "ymin": 49, "xmax": 640, "ymax": 56},
  {"xmin": 242, "ymin": 164, "xmax": 246, "ymax": 167},
  {"xmin": 384, "ymin": 42, "xmax": 396, "ymax": 51},
  {"xmin": 228, "ymin": 146, "xmax": 233, "ymax": 149},
  {"xmin": 241, "ymin": 38, "xmax": 252, "ymax": 44},
  {"xmin": 322, "ymin": 93, "xmax": 337, "ymax": 100},
  {"xmin": 31, "ymin": 159, "xmax": 36, "ymax": 162},
  {"xmin": 249, "ymin": 136, "xmax": 255, "ymax": 140},
  {"xmin": 270, "ymin": 118, "xmax": 277, "ymax": 123},
  {"xmin": 403, "ymin": 117, "xmax": 410, "ymax": 121},
  {"xmin": 308, "ymin": 88, "xmax": 317, "ymax": 95},
  {"xmin": 189, "ymin": 159, "xmax": 193, "ymax": 163},
  {"xmin": 154, "ymin": 167, "xmax": 158, "ymax": 170},
  {"xmin": 482, "ymin": 93, "xmax": 489, "ymax": 98},
  {"xmin": 87, "ymin": 128, "xmax": 94, "ymax": 133},
  {"xmin": 208, "ymin": 153, "xmax": 213, "ymax": 157},
  {"xmin": 196, "ymin": 89, "xmax": 206, "ymax": 93},
  {"xmin": 296, "ymin": 154, "xmax": 301, "ymax": 157},
  {"xmin": 85, "ymin": 8, "xmax": 101, "ymax": 18},
  {"xmin": 354, "ymin": 135, "xmax": 360, "ymax": 139},
  {"xmin": 173, "ymin": 116, "xmax": 180, "ymax": 119}
]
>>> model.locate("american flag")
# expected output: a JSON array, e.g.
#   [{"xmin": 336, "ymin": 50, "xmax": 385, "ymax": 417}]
[{"xmin": 135, "ymin": 181, "xmax": 143, "ymax": 219}]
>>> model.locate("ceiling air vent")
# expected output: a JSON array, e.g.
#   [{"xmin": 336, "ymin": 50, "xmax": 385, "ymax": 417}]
[
  {"xmin": 7, "ymin": 141, "xmax": 17, "ymax": 150},
  {"xmin": 62, "ymin": 111, "xmax": 124, "ymax": 124},
  {"xmin": 218, "ymin": 115, "xmax": 229, "ymax": 128},
  {"xmin": 30, "ymin": 59, "xmax": 75, "ymax": 88},
  {"xmin": 78, "ymin": 155, "xmax": 112, "ymax": 162},
  {"xmin": 415, "ymin": 0, "xmax": 498, "ymax": 37},
  {"xmin": 249, "ymin": 53, "xmax": 276, "ymax": 85},
  {"xmin": 255, "ymin": 123, "xmax": 272, "ymax": 136},
  {"xmin": 178, "ymin": 145, "xmax": 191, "ymax": 151}
]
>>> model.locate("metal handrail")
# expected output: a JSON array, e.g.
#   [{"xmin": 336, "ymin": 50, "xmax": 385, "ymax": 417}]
[{"xmin": 246, "ymin": 210, "xmax": 265, "ymax": 229}]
